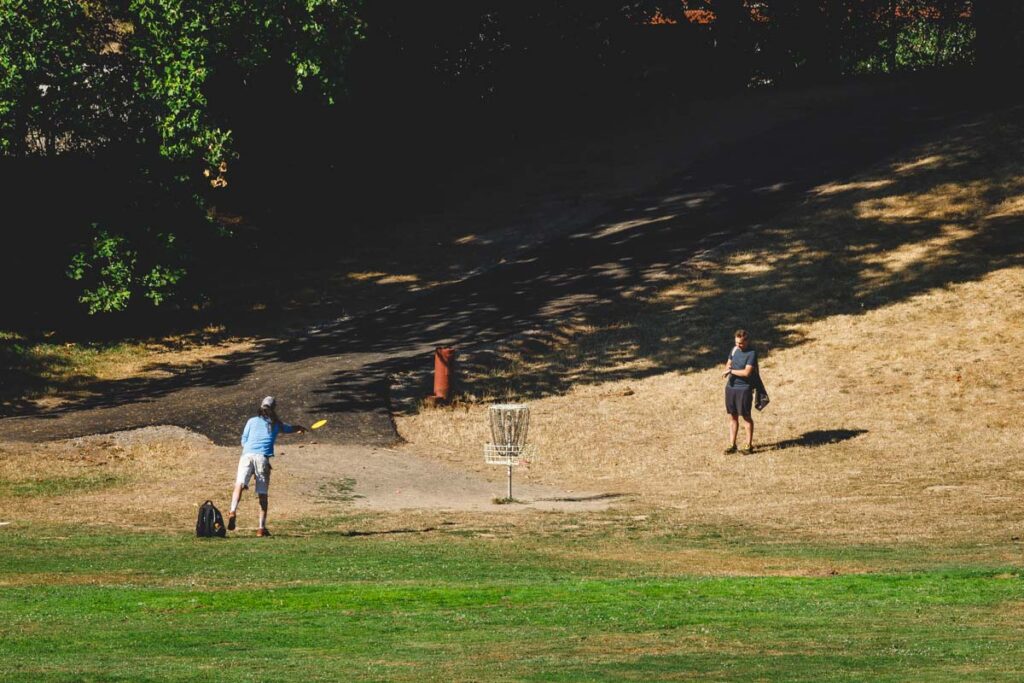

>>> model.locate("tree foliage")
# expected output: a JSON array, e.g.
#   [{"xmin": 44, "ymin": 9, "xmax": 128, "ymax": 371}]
[
  {"xmin": 1, "ymin": 0, "xmax": 363, "ymax": 314},
  {"xmin": 66, "ymin": 227, "xmax": 185, "ymax": 314},
  {"xmin": 1, "ymin": 1, "xmax": 1020, "ymax": 321},
  {"xmin": 0, "ymin": 0, "xmax": 124, "ymax": 157}
]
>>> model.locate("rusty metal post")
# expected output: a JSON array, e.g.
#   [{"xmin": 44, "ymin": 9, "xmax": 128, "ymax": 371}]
[{"xmin": 433, "ymin": 347, "xmax": 455, "ymax": 401}]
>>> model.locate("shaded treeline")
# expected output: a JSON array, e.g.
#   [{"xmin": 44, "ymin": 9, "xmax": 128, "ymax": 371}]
[{"xmin": 1, "ymin": 0, "xmax": 1019, "ymax": 338}]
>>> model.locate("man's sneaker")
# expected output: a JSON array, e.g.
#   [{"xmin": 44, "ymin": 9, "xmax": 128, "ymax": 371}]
[
  {"xmin": 740, "ymin": 446, "xmax": 754, "ymax": 455},
  {"xmin": 723, "ymin": 445, "xmax": 738, "ymax": 455},
  {"xmin": 226, "ymin": 511, "xmax": 236, "ymax": 531},
  {"xmin": 256, "ymin": 528, "xmax": 271, "ymax": 537}
]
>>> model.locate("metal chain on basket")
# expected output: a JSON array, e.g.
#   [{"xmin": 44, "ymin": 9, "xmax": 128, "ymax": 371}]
[{"xmin": 488, "ymin": 404, "xmax": 530, "ymax": 450}]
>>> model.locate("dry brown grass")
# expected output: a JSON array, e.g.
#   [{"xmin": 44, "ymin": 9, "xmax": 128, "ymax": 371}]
[
  {"xmin": 3, "ymin": 331, "xmax": 257, "ymax": 414},
  {"xmin": 0, "ymin": 428, "xmax": 353, "ymax": 530},
  {"xmin": 397, "ymin": 107, "xmax": 1024, "ymax": 544},
  {"xmin": 87, "ymin": 337, "xmax": 257, "ymax": 383},
  {"xmin": 536, "ymin": 544, "xmax": 869, "ymax": 577}
]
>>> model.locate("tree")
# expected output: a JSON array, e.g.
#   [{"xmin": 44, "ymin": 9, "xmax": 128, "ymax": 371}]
[
  {"xmin": 0, "ymin": 0, "xmax": 364, "ymax": 314},
  {"xmin": 0, "ymin": 0, "xmax": 125, "ymax": 158}
]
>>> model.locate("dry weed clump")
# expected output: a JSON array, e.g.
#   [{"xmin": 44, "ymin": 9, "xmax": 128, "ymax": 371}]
[
  {"xmin": 396, "ymin": 108, "xmax": 1024, "ymax": 543},
  {"xmin": 0, "ymin": 429, "xmax": 216, "ymax": 527}
]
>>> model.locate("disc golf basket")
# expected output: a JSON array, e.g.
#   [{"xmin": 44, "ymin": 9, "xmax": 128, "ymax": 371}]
[{"xmin": 484, "ymin": 403, "xmax": 536, "ymax": 500}]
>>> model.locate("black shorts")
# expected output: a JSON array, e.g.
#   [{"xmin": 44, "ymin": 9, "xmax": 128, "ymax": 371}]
[{"xmin": 725, "ymin": 386, "xmax": 753, "ymax": 418}]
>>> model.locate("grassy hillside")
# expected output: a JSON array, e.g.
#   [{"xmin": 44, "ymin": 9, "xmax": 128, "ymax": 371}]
[
  {"xmin": 0, "ymin": 80, "xmax": 918, "ymax": 416},
  {"xmin": 397, "ymin": 105, "xmax": 1024, "ymax": 543}
]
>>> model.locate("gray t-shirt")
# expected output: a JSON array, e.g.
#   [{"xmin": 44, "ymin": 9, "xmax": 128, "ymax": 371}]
[{"xmin": 728, "ymin": 348, "xmax": 757, "ymax": 389}]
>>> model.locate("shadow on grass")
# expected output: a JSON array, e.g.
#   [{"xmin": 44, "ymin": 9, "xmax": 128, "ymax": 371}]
[
  {"xmin": 762, "ymin": 429, "xmax": 869, "ymax": 451},
  {"xmin": 333, "ymin": 527, "xmax": 439, "ymax": 537},
  {"xmin": 533, "ymin": 493, "xmax": 633, "ymax": 503},
  {"xmin": 0, "ymin": 336, "xmax": 88, "ymax": 417},
  {"xmin": 3, "ymin": 90, "xmax": 1021, "ymax": 446}
]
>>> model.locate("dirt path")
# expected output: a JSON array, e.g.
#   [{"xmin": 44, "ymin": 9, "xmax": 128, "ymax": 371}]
[
  {"xmin": 295, "ymin": 443, "xmax": 622, "ymax": 512},
  {"xmin": 0, "ymin": 428, "xmax": 619, "ymax": 529}
]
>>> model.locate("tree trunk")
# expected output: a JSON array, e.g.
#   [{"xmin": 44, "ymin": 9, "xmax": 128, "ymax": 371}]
[
  {"xmin": 887, "ymin": 0, "xmax": 898, "ymax": 74},
  {"xmin": 934, "ymin": 2, "xmax": 951, "ymax": 68}
]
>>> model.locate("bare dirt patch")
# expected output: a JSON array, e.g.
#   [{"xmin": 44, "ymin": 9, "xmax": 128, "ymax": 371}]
[{"xmin": 0, "ymin": 427, "xmax": 616, "ymax": 531}]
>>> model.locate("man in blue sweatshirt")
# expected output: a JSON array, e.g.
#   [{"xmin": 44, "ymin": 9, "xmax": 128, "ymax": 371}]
[{"xmin": 227, "ymin": 396, "xmax": 306, "ymax": 537}]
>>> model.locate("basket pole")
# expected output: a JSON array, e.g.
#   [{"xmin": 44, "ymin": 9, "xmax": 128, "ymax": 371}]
[{"xmin": 507, "ymin": 463, "xmax": 513, "ymax": 500}]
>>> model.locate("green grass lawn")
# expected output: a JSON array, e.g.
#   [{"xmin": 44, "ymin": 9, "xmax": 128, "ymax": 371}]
[{"xmin": 1, "ymin": 519, "xmax": 1022, "ymax": 682}]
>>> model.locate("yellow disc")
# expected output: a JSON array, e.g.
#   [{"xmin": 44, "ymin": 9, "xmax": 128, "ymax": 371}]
[{"xmin": 311, "ymin": 419, "xmax": 327, "ymax": 430}]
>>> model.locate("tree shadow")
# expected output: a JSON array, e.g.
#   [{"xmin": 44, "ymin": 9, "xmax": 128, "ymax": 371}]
[
  {"xmin": 3, "ymin": 88, "xmax": 1020, "ymax": 446},
  {"xmin": 761, "ymin": 429, "xmax": 869, "ymax": 451},
  {"xmin": 386, "ymin": 102, "xmax": 1024, "ymax": 408}
]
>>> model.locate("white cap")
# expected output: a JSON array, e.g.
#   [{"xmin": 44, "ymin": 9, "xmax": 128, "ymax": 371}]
[{"xmin": 261, "ymin": 396, "xmax": 276, "ymax": 409}]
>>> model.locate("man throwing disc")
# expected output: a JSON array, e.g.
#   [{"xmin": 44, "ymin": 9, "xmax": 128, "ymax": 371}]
[
  {"xmin": 227, "ymin": 396, "xmax": 306, "ymax": 537},
  {"xmin": 723, "ymin": 329, "xmax": 757, "ymax": 455}
]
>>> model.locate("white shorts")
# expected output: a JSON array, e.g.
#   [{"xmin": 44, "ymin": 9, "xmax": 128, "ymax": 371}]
[{"xmin": 236, "ymin": 453, "xmax": 272, "ymax": 495}]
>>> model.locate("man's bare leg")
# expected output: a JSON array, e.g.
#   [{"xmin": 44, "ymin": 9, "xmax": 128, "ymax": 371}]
[
  {"xmin": 728, "ymin": 415, "xmax": 739, "ymax": 448},
  {"xmin": 257, "ymin": 494, "xmax": 268, "ymax": 530},
  {"xmin": 742, "ymin": 417, "xmax": 754, "ymax": 450},
  {"xmin": 226, "ymin": 483, "xmax": 244, "ymax": 530},
  {"xmin": 229, "ymin": 483, "xmax": 244, "ymax": 513}
]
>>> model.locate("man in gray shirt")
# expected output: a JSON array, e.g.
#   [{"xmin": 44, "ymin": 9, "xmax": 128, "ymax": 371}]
[{"xmin": 723, "ymin": 329, "xmax": 757, "ymax": 455}]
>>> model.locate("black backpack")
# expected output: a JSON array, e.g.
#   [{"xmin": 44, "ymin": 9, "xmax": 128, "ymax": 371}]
[{"xmin": 196, "ymin": 500, "xmax": 226, "ymax": 538}]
